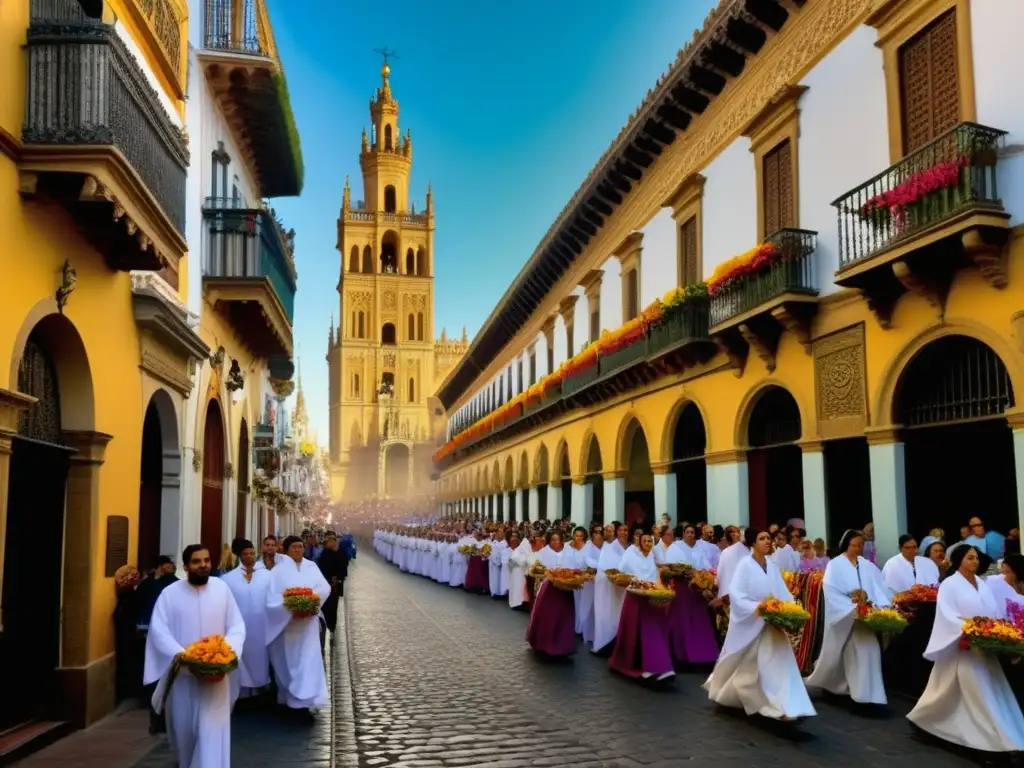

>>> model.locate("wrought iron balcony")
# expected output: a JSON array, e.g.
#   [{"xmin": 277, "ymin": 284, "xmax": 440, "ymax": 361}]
[
  {"xmin": 833, "ymin": 123, "xmax": 1008, "ymax": 272},
  {"xmin": 709, "ymin": 229, "xmax": 818, "ymax": 329},
  {"xmin": 647, "ymin": 300, "xmax": 711, "ymax": 360},
  {"xmin": 20, "ymin": 0, "xmax": 189, "ymax": 275},
  {"xmin": 202, "ymin": 198, "xmax": 297, "ymax": 357},
  {"xmin": 199, "ymin": 0, "xmax": 303, "ymax": 198}
]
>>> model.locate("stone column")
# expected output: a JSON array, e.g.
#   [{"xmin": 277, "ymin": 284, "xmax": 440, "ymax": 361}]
[
  {"xmin": 570, "ymin": 477, "xmax": 591, "ymax": 527},
  {"xmin": 798, "ymin": 439, "xmax": 829, "ymax": 543},
  {"xmin": 602, "ymin": 471, "xmax": 626, "ymax": 525},
  {"xmin": 651, "ymin": 462, "xmax": 677, "ymax": 527},
  {"xmin": 1011, "ymin": 412, "xmax": 1024, "ymax": 536},
  {"xmin": 705, "ymin": 449, "xmax": 748, "ymax": 528},
  {"xmin": 547, "ymin": 482, "xmax": 562, "ymax": 519},
  {"xmin": 0, "ymin": 389, "xmax": 36, "ymax": 633},
  {"xmin": 866, "ymin": 426, "xmax": 907, "ymax": 563},
  {"xmin": 528, "ymin": 486, "xmax": 540, "ymax": 521}
]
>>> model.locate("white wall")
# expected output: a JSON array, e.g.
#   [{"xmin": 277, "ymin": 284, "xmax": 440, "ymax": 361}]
[
  {"xmin": 798, "ymin": 24, "xmax": 889, "ymax": 290},
  {"xmin": 639, "ymin": 208, "xmax": 676, "ymax": 306},
  {"xmin": 701, "ymin": 140, "xmax": 757, "ymax": 281},
  {"xmin": 599, "ymin": 257, "xmax": 622, "ymax": 333},
  {"xmin": 972, "ymin": 0, "xmax": 1024, "ymax": 226}
]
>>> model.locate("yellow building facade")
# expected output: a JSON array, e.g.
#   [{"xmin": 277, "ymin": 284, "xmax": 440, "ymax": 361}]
[
  {"xmin": 434, "ymin": 0, "xmax": 1024, "ymax": 565},
  {"xmin": 0, "ymin": 0, "xmax": 202, "ymax": 731},
  {"xmin": 328, "ymin": 62, "xmax": 467, "ymax": 502}
]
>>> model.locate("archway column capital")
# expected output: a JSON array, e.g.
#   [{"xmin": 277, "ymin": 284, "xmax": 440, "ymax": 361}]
[
  {"xmin": 600, "ymin": 469, "xmax": 628, "ymax": 481},
  {"xmin": 649, "ymin": 461, "xmax": 674, "ymax": 475},
  {"xmin": 1005, "ymin": 408, "xmax": 1024, "ymax": 430},
  {"xmin": 705, "ymin": 448, "xmax": 747, "ymax": 465},
  {"xmin": 797, "ymin": 439, "xmax": 824, "ymax": 454},
  {"xmin": 63, "ymin": 430, "xmax": 113, "ymax": 465},
  {"xmin": 865, "ymin": 425, "xmax": 904, "ymax": 446},
  {"xmin": 570, "ymin": 474, "xmax": 587, "ymax": 485}
]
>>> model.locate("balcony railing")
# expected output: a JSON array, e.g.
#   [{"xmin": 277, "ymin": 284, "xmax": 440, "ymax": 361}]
[
  {"xmin": 648, "ymin": 300, "xmax": 710, "ymax": 358},
  {"xmin": 23, "ymin": 0, "xmax": 189, "ymax": 234},
  {"xmin": 202, "ymin": 199, "xmax": 296, "ymax": 321},
  {"xmin": 832, "ymin": 122, "xmax": 1007, "ymax": 269},
  {"xmin": 709, "ymin": 229, "xmax": 818, "ymax": 327},
  {"xmin": 344, "ymin": 208, "xmax": 429, "ymax": 226},
  {"xmin": 203, "ymin": 0, "xmax": 274, "ymax": 58}
]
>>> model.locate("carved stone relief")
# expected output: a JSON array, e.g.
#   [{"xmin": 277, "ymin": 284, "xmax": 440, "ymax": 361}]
[
  {"xmin": 382, "ymin": 290, "xmax": 397, "ymax": 311},
  {"xmin": 402, "ymin": 293, "xmax": 427, "ymax": 312},
  {"xmin": 813, "ymin": 324, "xmax": 868, "ymax": 439},
  {"xmin": 346, "ymin": 291, "xmax": 372, "ymax": 310}
]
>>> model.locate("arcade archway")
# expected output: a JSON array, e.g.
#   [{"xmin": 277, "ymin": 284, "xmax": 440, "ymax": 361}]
[
  {"xmin": 200, "ymin": 400, "xmax": 226, "ymax": 556},
  {"xmin": 745, "ymin": 385, "xmax": 803, "ymax": 531},
  {"xmin": 671, "ymin": 402, "xmax": 707, "ymax": 525},
  {"xmin": 383, "ymin": 442, "xmax": 411, "ymax": 498},
  {"xmin": 138, "ymin": 389, "xmax": 179, "ymax": 573}
]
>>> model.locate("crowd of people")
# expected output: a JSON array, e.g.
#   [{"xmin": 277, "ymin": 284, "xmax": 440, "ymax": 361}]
[
  {"xmin": 375, "ymin": 513, "xmax": 1024, "ymax": 756},
  {"xmin": 113, "ymin": 529, "xmax": 355, "ymax": 766}
]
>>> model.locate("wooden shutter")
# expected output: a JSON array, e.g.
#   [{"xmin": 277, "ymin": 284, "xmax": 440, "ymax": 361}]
[
  {"xmin": 589, "ymin": 309, "xmax": 600, "ymax": 343},
  {"xmin": 624, "ymin": 269, "xmax": 638, "ymax": 320},
  {"xmin": 899, "ymin": 9, "xmax": 960, "ymax": 154},
  {"xmin": 762, "ymin": 139, "xmax": 793, "ymax": 238},
  {"xmin": 680, "ymin": 215, "xmax": 698, "ymax": 284}
]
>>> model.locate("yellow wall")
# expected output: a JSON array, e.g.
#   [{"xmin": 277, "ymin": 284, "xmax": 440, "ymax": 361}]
[{"xmin": 439, "ymin": 232, "xmax": 1024, "ymax": 502}]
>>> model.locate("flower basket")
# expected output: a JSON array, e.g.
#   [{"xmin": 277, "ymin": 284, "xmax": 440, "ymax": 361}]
[
  {"xmin": 478, "ymin": 543, "xmax": 492, "ymax": 558},
  {"xmin": 529, "ymin": 562, "xmax": 548, "ymax": 581},
  {"xmin": 584, "ymin": 566, "xmax": 597, "ymax": 576},
  {"xmin": 688, "ymin": 569, "xmax": 718, "ymax": 602},
  {"xmin": 283, "ymin": 587, "xmax": 321, "ymax": 619},
  {"xmin": 659, "ymin": 562, "xmax": 695, "ymax": 580},
  {"xmin": 855, "ymin": 604, "xmax": 908, "ymax": 635},
  {"xmin": 180, "ymin": 635, "xmax": 238, "ymax": 683},
  {"xmin": 604, "ymin": 569, "xmax": 633, "ymax": 588},
  {"xmin": 546, "ymin": 568, "xmax": 590, "ymax": 591},
  {"xmin": 960, "ymin": 616, "xmax": 1024, "ymax": 657},
  {"xmin": 627, "ymin": 585, "xmax": 676, "ymax": 607},
  {"xmin": 458, "ymin": 545, "xmax": 475, "ymax": 556},
  {"xmin": 757, "ymin": 597, "xmax": 810, "ymax": 634},
  {"xmin": 781, "ymin": 570, "xmax": 803, "ymax": 599},
  {"xmin": 892, "ymin": 584, "xmax": 938, "ymax": 616}
]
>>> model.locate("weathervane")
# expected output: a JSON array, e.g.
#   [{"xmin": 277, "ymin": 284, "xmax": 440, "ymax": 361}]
[{"xmin": 374, "ymin": 46, "xmax": 400, "ymax": 64}]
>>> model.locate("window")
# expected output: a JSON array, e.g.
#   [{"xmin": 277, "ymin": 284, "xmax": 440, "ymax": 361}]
[
  {"xmin": 351, "ymin": 374, "xmax": 360, "ymax": 398},
  {"xmin": 899, "ymin": 9, "xmax": 960, "ymax": 154},
  {"xmin": 357, "ymin": 312, "xmax": 365, "ymax": 339},
  {"xmin": 211, "ymin": 142, "xmax": 229, "ymax": 201},
  {"xmin": 416, "ymin": 248, "xmax": 427, "ymax": 276},
  {"xmin": 761, "ymin": 139, "xmax": 794, "ymax": 237},
  {"xmin": 589, "ymin": 309, "xmax": 600, "ymax": 344},
  {"xmin": 405, "ymin": 248, "xmax": 414, "ymax": 275},
  {"xmin": 349, "ymin": 246, "xmax": 359, "ymax": 273},
  {"xmin": 417, "ymin": 312, "xmax": 424, "ymax": 341},
  {"xmin": 385, "ymin": 185, "xmax": 397, "ymax": 213},
  {"xmin": 384, "ymin": 124, "xmax": 393, "ymax": 150},
  {"xmin": 528, "ymin": 352, "xmax": 537, "ymax": 386},
  {"xmin": 679, "ymin": 216, "xmax": 699, "ymax": 285},
  {"xmin": 408, "ymin": 314, "xmax": 415, "ymax": 341},
  {"xmin": 362, "ymin": 245, "xmax": 373, "ymax": 273},
  {"xmin": 350, "ymin": 312, "xmax": 356, "ymax": 338},
  {"xmin": 408, "ymin": 378, "xmax": 416, "ymax": 403},
  {"xmin": 381, "ymin": 323, "xmax": 396, "ymax": 345}
]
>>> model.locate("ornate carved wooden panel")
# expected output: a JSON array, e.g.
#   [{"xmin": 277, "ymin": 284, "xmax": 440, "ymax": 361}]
[
  {"xmin": 813, "ymin": 324, "xmax": 868, "ymax": 439},
  {"xmin": 899, "ymin": 9, "xmax": 960, "ymax": 153}
]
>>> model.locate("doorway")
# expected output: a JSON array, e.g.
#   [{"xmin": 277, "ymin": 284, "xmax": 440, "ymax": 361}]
[
  {"xmin": 201, "ymin": 400, "xmax": 225, "ymax": 556},
  {"xmin": 746, "ymin": 386, "xmax": 803, "ymax": 531}
]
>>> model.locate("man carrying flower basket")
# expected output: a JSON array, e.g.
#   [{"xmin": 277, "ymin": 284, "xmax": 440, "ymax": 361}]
[{"xmin": 144, "ymin": 545, "xmax": 246, "ymax": 767}]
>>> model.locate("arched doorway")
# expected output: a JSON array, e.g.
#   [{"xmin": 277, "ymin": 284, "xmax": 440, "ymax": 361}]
[
  {"xmin": 671, "ymin": 402, "xmax": 707, "ymax": 525},
  {"xmin": 384, "ymin": 442, "xmax": 410, "ymax": 497},
  {"xmin": 380, "ymin": 230, "xmax": 399, "ymax": 273},
  {"xmin": 381, "ymin": 323, "xmax": 396, "ymax": 345},
  {"xmin": 556, "ymin": 444, "xmax": 572, "ymax": 521},
  {"xmin": 200, "ymin": 400, "xmax": 226, "ymax": 557},
  {"xmin": 236, "ymin": 419, "xmax": 249, "ymax": 541},
  {"xmin": 1, "ymin": 325, "xmax": 75, "ymax": 729},
  {"xmin": 518, "ymin": 452, "xmax": 529, "ymax": 521},
  {"xmin": 622, "ymin": 419, "xmax": 653, "ymax": 527},
  {"xmin": 535, "ymin": 445, "xmax": 549, "ymax": 520},
  {"xmin": 504, "ymin": 456, "xmax": 515, "ymax": 522},
  {"xmin": 583, "ymin": 436, "xmax": 604, "ymax": 525},
  {"xmin": 896, "ymin": 335, "xmax": 1017, "ymax": 539},
  {"xmin": 746, "ymin": 386, "xmax": 803, "ymax": 531},
  {"xmin": 138, "ymin": 390, "xmax": 179, "ymax": 574}
]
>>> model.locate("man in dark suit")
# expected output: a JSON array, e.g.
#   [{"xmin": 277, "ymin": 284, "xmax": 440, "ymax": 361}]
[{"xmin": 316, "ymin": 532, "xmax": 349, "ymax": 650}]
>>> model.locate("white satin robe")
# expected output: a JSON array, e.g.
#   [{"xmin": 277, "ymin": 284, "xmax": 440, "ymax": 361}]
[
  {"xmin": 221, "ymin": 567, "xmax": 272, "ymax": 702},
  {"xmin": 592, "ymin": 540, "xmax": 626, "ymax": 652}
]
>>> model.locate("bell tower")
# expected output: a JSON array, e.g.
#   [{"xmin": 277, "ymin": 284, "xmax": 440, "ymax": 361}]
[{"xmin": 359, "ymin": 58, "xmax": 413, "ymax": 216}]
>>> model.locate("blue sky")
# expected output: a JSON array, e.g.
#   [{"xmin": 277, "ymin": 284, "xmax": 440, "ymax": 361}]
[{"xmin": 267, "ymin": 0, "xmax": 718, "ymax": 439}]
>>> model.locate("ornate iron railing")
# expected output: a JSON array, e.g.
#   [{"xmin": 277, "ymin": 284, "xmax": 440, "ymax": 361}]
[
  {"xmin": 647, "ymin": 300, "xmax": 710, "ymax": 358},
  {"xmin": 709, "ymin": 228, "xmax": 818, "ymax": 327},
  {"xmin": 202, "ymin": 199, "xmax": 296, "ymax": 322},
  {"xmin": 203, "ymin": 0, "xmax": 268, "ymax": 55},
  {"xmin": 832, "ymin": 122, "xmax": 1007, "ymax": 269},
  {"xmin": 23, "ymin": 0, "xmax": 189, "ymax": 234}
]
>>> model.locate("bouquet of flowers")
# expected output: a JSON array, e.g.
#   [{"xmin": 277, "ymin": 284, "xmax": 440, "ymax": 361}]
[
  {"xmin": 529, "ymin": 561, "xmax": 548, "ymax": 580},
  {"xmin": 659, "ymin": 562, "xmax": 695, "ymax": 580},
  {"xmin": 626, "ymin": 578, "xmax": 676, "ymax": 607},
  {"xmin": 855, "ymin": 604, "xmax": 908, "ymax": 635},
  {"xmin": 458, "ymin": 544, "xmax": 475, "ymax": 555},
  {"xmin": 757, "ymin": 597, "xmax": 811, "ymax": 634},
  {"xmin": 892, "ymin": 584, "xmax": 938, "ymax": 615},
  {"xmin": 689, "ymin": 569, "xmax": 718, "ymax": 602},
  {"xmin": 545, "ymin": 567, "xmax": 590, "ymax": 591},
  {"xmin": 961, "ymin": 616, "xmax": 1024, "ymax": 657},
  {"xmin": 283, "ymin": 586, "xmax": 321, "ymax": 619},
  {"xmin": 584, "ymin": 566, "xmax": 598, "ymax": 576},
  {"xmin": 180, "ymin": 635, "xmax": 238, "ymax": 683},
  {"xmin": 479, "ymin": 543, "xmax": 492, "ymax": 558},
  {"xmin": 604, "ymin": 568, "xmax": 634, "ymax": 587},
  {"xmin": 781, "ymin": 570, "xmax": 803, "ymax": 599}
]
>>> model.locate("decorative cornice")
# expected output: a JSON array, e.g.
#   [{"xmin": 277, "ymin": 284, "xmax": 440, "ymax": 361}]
[
  {"xmin": 704, "ymin": 448, "xmax": 747, "ymax": 465},
  {"xmin": 742, "ymin": 84, "xmax": 808, "ymax": 152},
  {"xmin": 665, "ymin": 172, "xmax": 707, "ymax": 219},
  {"xmin": 0, "ymin": 126, "xmax": 20, "ymax": 162},
  {"xmin": 132, "ymin": 281, "xmax": 209, "ymax": 363},
  {"xmin": 579, "ymin": 269, "xmax": 603, "ymax": 296},
  {"xmin": 0, "ymin": 388, "xmax": 38, "ymax": 434},
  {"xmin": 865, "ymin": 425, "xmax": 903, "ymax": 446}
]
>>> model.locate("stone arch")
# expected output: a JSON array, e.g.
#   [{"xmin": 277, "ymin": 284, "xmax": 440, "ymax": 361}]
[
  {"xmin": 614, "ymin": 411, "xmax": 654, "ymax": 472},
  {"xmin": 874, "ymin": 318, "xmax": 1024, "ymax": 428},
  {"xmin": 534, "ymin": 442, "xmax": 550, "ymax": 485},
  {"xmin": 139, "ymin": 388, "xmax": 180, "ymax": 571},
  {"xmin": 578, "ymin": 430, "xmax": 604, "ymax": 477},
  {"xmin": 661, "ymin": 394, "xmax": 712, "ymax": 459},
  {"xmin": 416, "ymin": 246, "xmax": 428, "ymax": 276},
  {"xmin": 503, "ymin": 454, "xmax": 515, "ymax": 489},
  {"xmin": 492, "ymin": 459, "xmax": 501, "ymax": 491},
  {"xmin": 517, "ymin": 450, "xmax": 529, "ymax": 489},
  {"xmin": 734, "ymin": 380, "xmax": 809, "ymax": 448},
  {"xmin": 362, "ymin": 245, "xmax": 373, "ymax": 273},
  {"xmin": 405, "ymin": 247, "xmax": 415, "ymax": 275},
  {"xmin": 9, "ymin": 299, "xmax": 95, "ymax": 432},
  {"xmin": 552, "ymin": 437, "xmax": 571, "ymax": 481},
  {"xmin": 348, "ymin": 245, "xmax": 360, "ymax": 273}
]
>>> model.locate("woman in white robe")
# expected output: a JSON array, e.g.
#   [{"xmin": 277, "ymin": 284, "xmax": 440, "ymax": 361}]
[
  {"xmin": 805, "ymin": 529, "xmax": 891, "ymax": 705},
  {"xmin": 881, "ymin": 535, "xmax": 941, "ymax": 594},
  {"xmin": 507, "ymin": 532, "xmax": 532, "ymax": 609},
  {"xmin": 568, "ymin": 527, "xmax": 589, "ymax": 633},
  {"xmin": 705, "ymin": 527, "xmax": 816, "ymax": 721},
  {"xmin": 265, "ymin": 538, "xmax": 332, "ymax": 712},
  {"xmin": 908, "ymin": 544, "xmax": 1024, "ymax": 752},
  {"xmin": 497, "ymin": 532, "xmax": 515, "ymax": 597},
  {"xmin": 986, "ymin": 552, "xmax": 1024, "ymax": 615},
  {"xmin": 653, "ymin": 527, "xmax": 675, "ymax": 565},
  {"xmin": 715, "ymin": 538, "xmax": 749, "ymax": 602},
  {"xmin": 448, "ymin": 535, "xmax": 468, "ymax": 588},
  {"xmin": 580, "ymin": 528, "xmax": 603, "ymax": 647},
  {"xmin": 592, "ymin": 523, "xmax": 629, "ymax": 653},
  {"xmin": 221, "ymin": 548, "xmax": 272, "ymax": 704}
]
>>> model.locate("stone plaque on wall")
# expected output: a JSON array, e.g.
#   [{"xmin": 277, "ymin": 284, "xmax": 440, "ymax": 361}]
[
  {"xmin": 814, "ymin": 323, "xmax": 868, "ymax": 439},
  {"xmin": 105, "ymin": 515, "xmax": 130, "ymax": 577}
]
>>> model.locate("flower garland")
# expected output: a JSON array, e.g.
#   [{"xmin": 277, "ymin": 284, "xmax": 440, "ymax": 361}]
[
  {"xmin": 859, "ymin": 156, "xmax": 967, "ymax": 224},
  {"xmin": 706, "ymin": 242, "xmax": 780, "ymax": 296}
]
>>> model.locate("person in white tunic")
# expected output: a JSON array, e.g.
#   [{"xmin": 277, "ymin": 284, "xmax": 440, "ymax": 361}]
[
  {"xmin": 653, "ymin": 526, "xmax": 675, "ymax": 565},
  {"xmin": 580, "ymin": 526, "xmax": 603, "ymax": 646},
  {"xmin": 592, "ymin": 522, "xmax": 629, "ymax": 653},
  {"xmin": 253, "ymin": 534, "xmax": 287, "ymax": 572},
  {"xmin": 704, "ymin": 528, "xmax": 816, "ymax": 721},
  {"xmin": 266, "ymin": 535, "xmax": 332, "ymax": 717},
  {"xmin": 221, "ymin": 541, "xmax": 272, "ymax": 705},
  {"xmin": 908, "ymin": 544, "xmax": 1024, "ymax": 752},
  {"xmin": 805, "ymin": 529, "xmax": 890, "ymax": 705},
  {"xmin": 881, "ymin": 535, "xmax": 941, "ymax": 594},
  {"xmin": 507, "ymin": 531, "xmax": 533, "ymax": 610},
  {"xmin": 987, "ymin": 553, "xmax": 1024, "ymax": 613},
  {"xmin": 145, "ymin": 545, "xmax": 246, "ymax": 768},
  {"xmin": 714, "ymin": 535, "xmax": 749, "ymax": 605}
]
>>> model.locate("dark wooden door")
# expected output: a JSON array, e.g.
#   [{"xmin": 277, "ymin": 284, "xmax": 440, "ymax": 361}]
[
  {"xmin": 137, "ymin": 401, "xmax": 163, "ymax": 572},
  {"xmin": 235, "ymin": 420, "xmax": 249, "ymax": 542},
  {"xmin": 201, "ymin": 401, "xmax": 225, "ymax": 557}
]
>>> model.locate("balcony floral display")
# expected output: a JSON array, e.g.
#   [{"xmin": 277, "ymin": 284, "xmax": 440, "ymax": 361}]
[
  {"xmin": 858, "ymin": 156, "xmax": 967, "ymax": 232},
  {"xmin": 707, "ymin": 241, "xmax": 781, "ymax": 296}
]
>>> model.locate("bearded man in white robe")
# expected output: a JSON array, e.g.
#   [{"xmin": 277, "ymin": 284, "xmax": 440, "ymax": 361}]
[
  {"xmin": 266, "ymin": 535, "xmax": 332, "ymax": 719},
  {"xmin": 222, "ymin": 539, "xmax": 272, "ymax": 705},
  {"xmin": 145, "ymin": 545, "xmax": 246, "ymax": 767}
]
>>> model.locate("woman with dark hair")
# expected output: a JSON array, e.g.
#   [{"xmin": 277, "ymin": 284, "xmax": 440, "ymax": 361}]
[
  {"xmin": 924, "ymin": 540, "xmax": 949, "ymax": 581},
  {"xmin": 805, "ymin": 529, "xmax": 891, "ymax": 706},
  {"xmin": 705, "ymin": 527, "xmax": 816, "ymax": 720},
  {"xmin": 987, "ymin": 552, "xmax": 1024, "ymax": 612},
  {"xmin": 579, "ymin": 526, "xmax": 602, "ymax": 646},
  {"xmin": 593, "ymin": 522, "xmax": 630, "ymax": 654},
  {"xmin": 881, "ymin": 535, "xmax": 940, "ymax": 594},
  {"xmin": 506, "ymin": 530, "xmax": 532, "ymax": 610},
  {"xmin": 570, "ymin": 526, "xmax": 589, "ymax": 634},
  {"xmin": 525, "ymin": 530, "xmax": 579, "ymax": 657},
  {"xmin": 663, "ymin": 524, "xmax": 719, "ymax": 667},
  {"xmin": 908, "ymin": 544, "xmax": 1024, "ymax": 751},
  {"xmin": 609, "ymin": 526, "xmax": 675, "ymax": 684}
]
